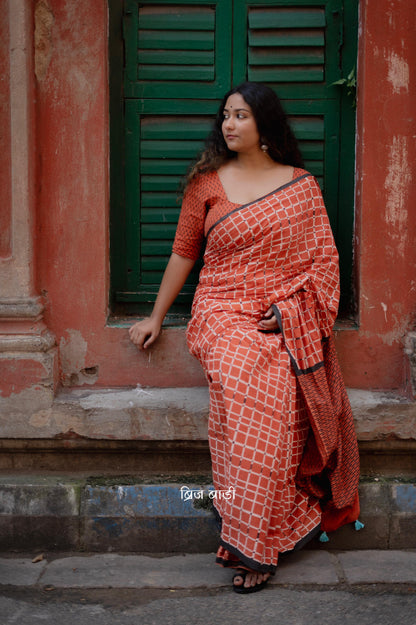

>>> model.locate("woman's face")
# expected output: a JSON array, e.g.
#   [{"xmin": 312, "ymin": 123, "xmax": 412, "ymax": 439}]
[{"xmin": 222, "ymin": 92, "xmax": 261, "ymax": 155}]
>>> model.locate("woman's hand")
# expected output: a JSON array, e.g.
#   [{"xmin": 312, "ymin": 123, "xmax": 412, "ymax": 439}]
[
  {"xmin": 129, "ymin": 317, "xmax": 162, "ymax": 350},
  {"xmin": 128, "ymin": 253, "xmax": 196, "ymax": 351},
  {"xmin": 258, "ymin": 306, "xmax": 280, "ymax": 332}
]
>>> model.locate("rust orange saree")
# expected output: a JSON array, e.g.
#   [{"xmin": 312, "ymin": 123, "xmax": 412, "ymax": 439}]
[{"xmin": 174, "ymin": 170, "xmax": 360, "ymax": 573}]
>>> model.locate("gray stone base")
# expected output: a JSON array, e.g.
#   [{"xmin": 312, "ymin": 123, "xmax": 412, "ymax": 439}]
[{"xmin": 0, "ymin": 476, "xmax": 414, "ymax": 552}]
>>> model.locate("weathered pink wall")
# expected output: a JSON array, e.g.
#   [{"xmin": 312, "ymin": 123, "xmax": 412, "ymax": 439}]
[
  {"xmin": 32, "ymin": 0, "xmax": 415, "ymax": 395},
  {"xmin": 35, "ymin": 0, "xmax": 204, "ymax": 389},
  {"xmin": 0, "ymin": 0, "xmax": 57, "ymax": 410},
  {"xmin": 0, "ymin": 1, "xmax": 11, "ymax": 259},
  {"xmin": 335, "ymin": 0, "xmax": 416, "ymax": 395}
]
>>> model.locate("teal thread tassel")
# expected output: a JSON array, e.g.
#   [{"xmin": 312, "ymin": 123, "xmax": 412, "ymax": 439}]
[
  {"xmin": 319, "ymin": 531, "xmax": 329, "ymax": 543},
  {"xmin": 355, "ymin": 520, "xmax": 365, "ymax": 531}
]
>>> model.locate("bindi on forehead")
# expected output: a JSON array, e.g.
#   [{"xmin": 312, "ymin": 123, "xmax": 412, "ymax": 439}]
[
  {"xmin": 223, "ymin": 107, "xmax": 250, "ymax": 113},
  {"xmin": 224, "ymin": 102, "xmax": 250, "ymax": 111}
]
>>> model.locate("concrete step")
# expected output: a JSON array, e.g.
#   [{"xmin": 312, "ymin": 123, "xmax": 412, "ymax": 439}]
[
  {"xmin": 0, "ymin": 475, "xmax": 415, "ymax": 552},
  {"xmin": 2, "ymin": 550, "xmax": 416, "ymax": 589}
]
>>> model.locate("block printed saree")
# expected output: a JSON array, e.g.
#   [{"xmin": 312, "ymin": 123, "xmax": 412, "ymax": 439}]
[{"xmin": 173, "ymin": 169, "xmax": 360, "ymax": 573}]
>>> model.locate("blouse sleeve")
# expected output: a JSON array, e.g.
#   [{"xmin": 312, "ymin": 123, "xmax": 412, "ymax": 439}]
[{"xmin": 172, "ymin": 175, "xmax": 207, "ymax": 260}]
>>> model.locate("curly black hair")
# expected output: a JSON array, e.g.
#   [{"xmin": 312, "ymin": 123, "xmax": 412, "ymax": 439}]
[{"xmin": 185, "ymin": 82, "xmax": 304, "ymax": 187}]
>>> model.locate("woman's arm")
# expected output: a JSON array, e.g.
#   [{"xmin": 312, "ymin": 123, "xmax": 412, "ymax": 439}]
[{"xmin": 129, "ymin": 253, "xmax": 196, "ymax": 349}]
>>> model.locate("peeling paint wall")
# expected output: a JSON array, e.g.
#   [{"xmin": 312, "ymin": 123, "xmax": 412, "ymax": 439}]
[
  {"xmin": 59, "ymin": 329, "xmax": 99, "ymax": 386},
  {"xmin": 387, "ymin": 52, "xmax": 409, "ymax": 95},
  {"xmin": 34, "ymin": 0, "xmax": 54, "ymax": 81},
  {"xmin": 0, "ymin": 1, "xmax": 11, "ymax": 259},
  {"xmin": 384, "ymin": 135, "xmax": 411, "ymax": 258},
  {"xmin": 335, "ymin": 0, "xmax": 416, "ymax": 395}
]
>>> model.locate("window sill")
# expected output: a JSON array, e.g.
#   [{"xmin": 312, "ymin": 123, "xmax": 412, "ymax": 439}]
[{"xmin": 107, "ymin": 315, "xmax": 359, "ymax": 331}]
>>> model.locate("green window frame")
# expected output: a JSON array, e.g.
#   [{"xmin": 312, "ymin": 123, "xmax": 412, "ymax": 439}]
[{"xmin": 109, "ymin": 0, "xmax": 358, "ymax": 317}]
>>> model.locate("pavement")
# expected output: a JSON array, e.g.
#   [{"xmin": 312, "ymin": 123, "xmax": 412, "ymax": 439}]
[{"xmin": 0, "ymin": 550, "xmax": 416, "ymax": 624}]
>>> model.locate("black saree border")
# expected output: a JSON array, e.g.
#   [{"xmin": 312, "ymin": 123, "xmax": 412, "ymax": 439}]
[
  {"xmin": 212, "ymin": 505, "xmax": 276, "ymax": 573},
  {"xmin": 206, "ymin": 172, "xmax": 311, "ymax": 240},
  {"xmin": 216, "ymin": 538, "xmax": 277, "ymax": 575},
  {"xmin": 215, "ymin": 515, "xmax": 321, "ymax": 573},
  {"xmin": 271, "ymin": 303, "xmax": 327, "ymax": 376}
]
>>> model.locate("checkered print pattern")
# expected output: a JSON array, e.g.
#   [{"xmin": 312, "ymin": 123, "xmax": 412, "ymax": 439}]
[{"xmin": 179, "ymin": 170, "xmax": 359, "ymax": 571}]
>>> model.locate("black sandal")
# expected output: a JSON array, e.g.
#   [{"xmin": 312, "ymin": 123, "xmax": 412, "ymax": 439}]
[{"xmin": 232, "ymin": 570, "xmax": 270, "ymax": 594}]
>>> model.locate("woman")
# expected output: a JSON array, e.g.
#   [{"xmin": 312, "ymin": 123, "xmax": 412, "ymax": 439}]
[{"xmin": 129, "ymin": 82, "xmax": 360, "ymax": 593}]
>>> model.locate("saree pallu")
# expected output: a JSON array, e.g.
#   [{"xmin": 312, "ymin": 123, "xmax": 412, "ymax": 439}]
[{"xmin": 186, "ymin": 173, "xmax": 360, "ymax": 573}]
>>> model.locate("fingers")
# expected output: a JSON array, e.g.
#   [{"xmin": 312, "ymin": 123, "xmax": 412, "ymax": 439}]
[
  {"xmin": 129, "ymin": 330, "xmax": 143, "ymax": 349},
  {"xmin": 130, "ymin": 331, "xmax": 152, "ymax": 350},
  {"xmin": 258, "ymin": 315, "xmax": 279, "ymax": 331},
  {"xmin": 142, "ymin": 332, "xmax": 157, "ymax": 349},
  {"xmin": 129, "ymin": 321, "xmax": 160, "ymax": 349}
]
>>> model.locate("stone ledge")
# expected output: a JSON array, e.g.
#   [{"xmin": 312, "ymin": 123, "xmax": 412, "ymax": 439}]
[
  {"xmin": 349, "ymin": 389, "xmax": 416, "ymax": 441},
  {"xmin": 1, "ymin": 387, "xmax": 415, "ymax": 475},
  {"xmin": 0, "ymin": 387, "xmax": 415, "ymax": 442}
]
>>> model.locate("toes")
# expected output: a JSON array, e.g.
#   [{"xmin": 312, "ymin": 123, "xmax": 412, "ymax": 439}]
[
  {"xmin": 244, "ymin": 572, "xmax": 259, "ymax": 588},
  {"xmin": 234, "ymin": 568, "xmax": 271, "ymax": 590},
  {"xmin": 232, "ymin": 572, "xmax": 245, "ymax": 587},
  {"xmin": 244, "ymin": 574, "xmax": 253, "ymax": 588},
  {"xmin": 246, "ymin": 571, "xmax": 269, "ymax": 588}
]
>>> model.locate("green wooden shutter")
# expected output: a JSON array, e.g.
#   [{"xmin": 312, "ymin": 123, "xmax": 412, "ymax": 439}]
[
  {"xmin": 117, "ymin": 0, "xmax": 232, "ymax": 315},
  {"xmin": 123, "ymin": 0, "xmax": 232, "ymax": 97},
  {"xmin": 235, "ymin": 0, "xmax": 343, "ymax": 229},
  {"xmin": 124, "ymin": 105, "xmax": 215, "ymax": 313},
  {"xmin": 111, "ymin": 0, "xmax": 357, "ymax": 315}
]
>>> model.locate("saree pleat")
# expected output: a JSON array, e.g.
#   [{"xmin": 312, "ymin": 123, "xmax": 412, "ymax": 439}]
[{"xmin": 180, "ymin": 171, "xmax": 360, "ymax": 571}]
